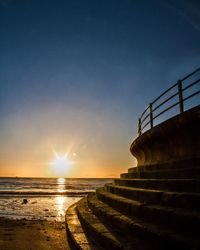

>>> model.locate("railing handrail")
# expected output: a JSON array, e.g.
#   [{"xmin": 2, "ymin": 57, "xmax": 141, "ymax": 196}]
[{"xmin": 138, "ymin": 67, "xmax": 200, "ymax": 135}]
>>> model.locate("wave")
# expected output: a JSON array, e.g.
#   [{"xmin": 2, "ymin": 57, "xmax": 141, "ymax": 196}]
[{"xmin": 0, "ymin": 190, "xmax": 94, "ymax": 197}]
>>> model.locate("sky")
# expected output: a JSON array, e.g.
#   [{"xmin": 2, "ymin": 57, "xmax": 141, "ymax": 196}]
[{"xmin": 0, "ymin": 0, "xmax": 200, "ymax": 177}]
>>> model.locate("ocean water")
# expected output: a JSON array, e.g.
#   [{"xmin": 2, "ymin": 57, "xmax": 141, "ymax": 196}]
[{"xmin": 0, "ymin": 177, "xmax": 112, "ymax": 221}]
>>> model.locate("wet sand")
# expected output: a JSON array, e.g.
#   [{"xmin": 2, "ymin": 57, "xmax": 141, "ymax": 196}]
[{"xmin": 0, "ymin": 217, "xmax": 70, "ymax": 250}]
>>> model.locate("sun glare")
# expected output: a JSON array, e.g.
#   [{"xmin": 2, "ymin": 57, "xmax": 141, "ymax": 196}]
[{"xmin": 51, "ymin": 153, "xmax": 72, "ymax": 177}]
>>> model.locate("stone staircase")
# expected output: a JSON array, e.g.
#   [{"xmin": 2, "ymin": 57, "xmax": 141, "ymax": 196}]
[
  {"xmin": 65, "ymin": 162, "xmax": 200, "ymax": 249},
  {"xmin": 65, "ymin": 107, "xmax": 200, "ymax": 249}
]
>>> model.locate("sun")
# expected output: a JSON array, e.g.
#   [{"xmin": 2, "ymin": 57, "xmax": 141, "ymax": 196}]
[{"xmin": 51, "ymin": 153, "xmax": 72, "ymax": 177}]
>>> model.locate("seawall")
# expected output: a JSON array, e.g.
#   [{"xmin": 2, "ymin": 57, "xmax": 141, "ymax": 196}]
[{"xmin": 130, "ymin": 105, "xmax": 200, "ymax": 168}]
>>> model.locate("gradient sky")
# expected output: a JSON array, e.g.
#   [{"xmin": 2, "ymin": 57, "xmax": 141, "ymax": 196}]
[{"xmin": 0, "ymin": 0, "xmax": 200, "ymax": 177}]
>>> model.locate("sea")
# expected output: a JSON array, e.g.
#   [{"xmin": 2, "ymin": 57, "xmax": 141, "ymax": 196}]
[{"xmin": 0, "ymin": 177, "xmax": 112, "ymax": 221}]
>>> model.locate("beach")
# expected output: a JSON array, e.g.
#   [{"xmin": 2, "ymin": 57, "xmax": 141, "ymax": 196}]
[
  {"xmin": 0, "ymin": 178, "xmax": 112, "ymax": 249},
  {"xmin": 0, "ymin": 178, "xmax": 112, "ymax": 221},
  {"xmin": 0, "ymin": 217, "xmax": 70, "ymax": 250}
]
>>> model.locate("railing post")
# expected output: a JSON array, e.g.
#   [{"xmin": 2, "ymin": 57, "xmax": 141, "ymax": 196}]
[
  {"xmin": 149, "ymin": 103, "xmax": 153, "ymax": 129},
  {"xmin": 138, "ymin": 118, "xmax": 141, "ymax": 135},
  {"xmin": 178, "ymin": 80, "xmax": 184, "ymax": 113}
]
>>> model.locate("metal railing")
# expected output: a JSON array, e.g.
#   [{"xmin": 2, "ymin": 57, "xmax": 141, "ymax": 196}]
[{"xmin": 138, "ymin": 67, "xmax": 200, "ymax": 135}]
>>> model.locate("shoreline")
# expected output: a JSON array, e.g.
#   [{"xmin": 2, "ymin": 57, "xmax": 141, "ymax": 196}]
[{"xmin": 0, "ymin": 217, "xmax": 70, "ymax": 250}]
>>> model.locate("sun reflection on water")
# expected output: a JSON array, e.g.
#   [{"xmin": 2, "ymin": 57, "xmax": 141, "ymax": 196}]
[
  {"xmin": 57, "ymin": 177, "xmax": 65, "ymax": 185},
  {"xmin": 57, "ymin": 177, "xmax": 65, "ymax": 193},
  {"xmin": 55, "ymin": 178, "xmax": 66, "ymax": 219},
  {"xmin": 54, "ymin": 178, "xmax": 81, "ymax": 221},
  {"xmin": 55, "ymin": 195, "xmax": 65, "ymax": 219}
]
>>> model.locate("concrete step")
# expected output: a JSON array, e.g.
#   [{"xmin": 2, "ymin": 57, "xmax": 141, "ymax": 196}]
[
  {"xmin": 76, "ymin": 197, "xmax": 136, "ymax": 250},
  {"xmin": 96, "ymin": 188, "xmax": 200, "ymax": 235},
  {"xmin": 115, "ymin": 178, "xmax": 200, "ymax": 193},
  {"xmin": 121, "ymin": 167, "xmax": 200, "ymax": 179},
  {"xmin": 106, "ymin": 183, "xmax": 163, "ymax": 204},
  {"xmin": 87, "ymin": 193, "xmax": 199, "ymax": 250},
  {"xmin": 106, "ymin": 183, "xmax": 200, "ymax": 210},
  {"xmin": 65, "ymin": 203, "xmax": 102, "ymax": 250}
]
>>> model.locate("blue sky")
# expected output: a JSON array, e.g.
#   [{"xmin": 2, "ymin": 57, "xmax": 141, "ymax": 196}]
[{"xmin": 0, "ymin": 0, "xmax": 199, "ymax": 177}]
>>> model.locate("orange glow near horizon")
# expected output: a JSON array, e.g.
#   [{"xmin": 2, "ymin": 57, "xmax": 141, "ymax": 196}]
[
  {"xmin": 0, "ymin": 155, "xmax": 135, "ymax": 178},
  {"xmin": 0, "ymin": 101, "xmax": 137, "ymax": 178}
]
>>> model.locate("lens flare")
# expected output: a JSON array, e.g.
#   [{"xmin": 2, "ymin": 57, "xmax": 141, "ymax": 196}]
[{"xmin": 51, "ymin": 153, "xmax": 72, "ymax": 177}]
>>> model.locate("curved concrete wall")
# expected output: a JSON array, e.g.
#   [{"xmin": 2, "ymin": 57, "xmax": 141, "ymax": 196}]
[{"xmin": 130, "ymin": 106, "xmax": 200, "ymax": 168}]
